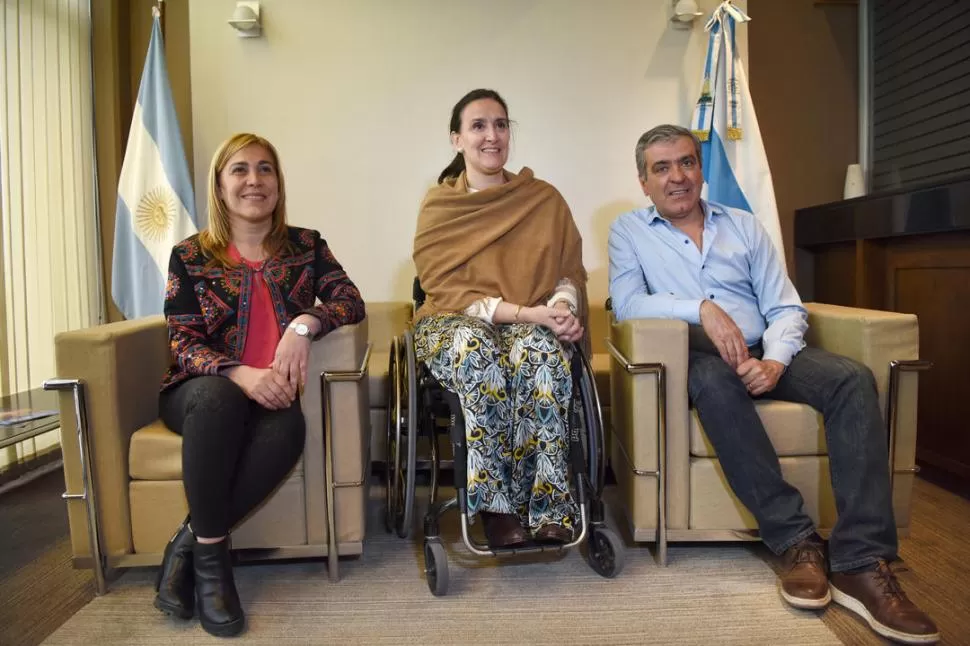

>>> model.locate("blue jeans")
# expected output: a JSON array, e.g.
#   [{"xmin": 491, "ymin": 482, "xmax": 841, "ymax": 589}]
[{"xmin": 688, "ymin": 345, "xmax": 897, "ymax": 572}]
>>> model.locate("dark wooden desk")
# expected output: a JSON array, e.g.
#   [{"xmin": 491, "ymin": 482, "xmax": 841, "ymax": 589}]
[{"xmin": 795, "ymin": 175, "xmax": 970, "ymax": 495}]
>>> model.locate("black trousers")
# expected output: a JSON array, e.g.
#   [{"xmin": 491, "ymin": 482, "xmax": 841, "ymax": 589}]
[{"xmin": 159, "ymin": 376, "xmax": 306, "ymax": 538}]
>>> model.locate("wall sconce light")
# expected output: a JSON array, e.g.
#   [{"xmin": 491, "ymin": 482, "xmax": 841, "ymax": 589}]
[
  {"xmin": 228, "ymin": 1, "xmax": 261, "ymax": 38},
  {"xmin": 671, "ymin": 0, "xmax": 703, "ymax": 27}
]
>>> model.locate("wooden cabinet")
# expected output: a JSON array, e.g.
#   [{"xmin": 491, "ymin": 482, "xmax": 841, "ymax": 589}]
[{"xmin": 796, "ymin": 177, "xmax": 970, "ymax": 495}]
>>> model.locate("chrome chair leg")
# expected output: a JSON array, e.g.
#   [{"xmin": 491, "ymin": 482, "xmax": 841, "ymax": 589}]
[{"xmin": 44, "ymin": 378, "xmax": 107, "ymax": 595}]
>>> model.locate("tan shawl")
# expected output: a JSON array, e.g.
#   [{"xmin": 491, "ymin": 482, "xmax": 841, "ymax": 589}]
[{"xmin": 413, "ymin": 167, "xmax": 588, "ymax": 327}]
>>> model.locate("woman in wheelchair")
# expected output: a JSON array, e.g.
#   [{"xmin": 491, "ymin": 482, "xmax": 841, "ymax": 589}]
[
  {"xmin": 412, "ymin": 89, "xmax": 588, "ymax": 549},
  {"xmin": 154, "ymin": 133, "xmax": 364, "ymax": 636}
]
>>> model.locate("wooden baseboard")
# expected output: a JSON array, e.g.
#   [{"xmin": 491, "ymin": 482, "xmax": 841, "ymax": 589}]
[{"xmin": 916, "ymin": 466, "xmax": 970, "ymax": 500}]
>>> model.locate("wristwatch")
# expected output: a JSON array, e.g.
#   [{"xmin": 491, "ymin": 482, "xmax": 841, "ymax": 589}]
[
  {"xmin": 288, "ymin": 321, "xmax": 311, "ymax": 338},
  {"xmin": 554, "ymin": 299, "xmax": 578, "ymax": 316}
]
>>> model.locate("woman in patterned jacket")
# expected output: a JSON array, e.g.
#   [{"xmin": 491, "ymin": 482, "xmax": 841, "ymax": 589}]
[{"xmin": 153, "ymin": 133, "xmax": 364, "ymax": 637}]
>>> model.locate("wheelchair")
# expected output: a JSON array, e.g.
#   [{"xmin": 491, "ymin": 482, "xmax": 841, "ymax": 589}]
[{"xmin": 384, "ymin": 280, "xmax": 625, "ymax": 596}]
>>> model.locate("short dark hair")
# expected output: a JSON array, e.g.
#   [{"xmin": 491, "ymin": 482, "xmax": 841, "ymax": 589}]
[
  {"xmin": 635, "ymin": 124, "xmax": 703, "ymax": 179},
  {"xmin": 437, "ymin": 89, "xmax": 510, "ymax": 184}
]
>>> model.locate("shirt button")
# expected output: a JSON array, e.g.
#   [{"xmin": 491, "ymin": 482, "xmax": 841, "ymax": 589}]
[
  {"xmin": 684, "ymin": 240, "xmax": 689, "ymax": 244},
  {"xmin": 709, "ymin": 294, "xmax": 715, "ymax": 299}
]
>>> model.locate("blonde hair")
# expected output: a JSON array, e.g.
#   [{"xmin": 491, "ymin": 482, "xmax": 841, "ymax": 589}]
[{"xmin": 198, "ymin": 133, "xmax": 295, "ymax": 267}]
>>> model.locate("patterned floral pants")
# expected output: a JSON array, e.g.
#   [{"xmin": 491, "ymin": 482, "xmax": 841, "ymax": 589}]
[{"xmin": 413, "ymin": 314, "xmax": 577, "ymax": 532}]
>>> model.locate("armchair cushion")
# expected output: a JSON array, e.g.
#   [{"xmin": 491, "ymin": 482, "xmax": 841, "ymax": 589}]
[
  {"xmin": 588, "ymin": 303, "xmax": 609, "ymax": 355},
  {"xmin": 689, "ymin": 456, "xmax": 837, "ymax": 530},
  {"xmin": 690, "ymin": 400, "xmax": 825, "ymax": 458},
  {"xmin": 364, "ymin": 303, "xmax": 411, "ymax": 410},
  {"xmin": 129, "ymin": 420, "xmax": 306, "ymax": 482},
  {"xmin": 589, "ymin": 353, "xmax": 611, "ymax": 402},
  {"xmin": 369, "ymin": 352, "xmax": 390, "ymax": 409},
  {"xmin": 128, "ymin": 421, "xmax": 182, "ymax": 480}
]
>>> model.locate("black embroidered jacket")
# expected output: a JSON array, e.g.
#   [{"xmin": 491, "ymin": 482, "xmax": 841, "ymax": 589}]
[{"xmin": 161, "ymin": 226, "xmax": 365, "ymax": 391}]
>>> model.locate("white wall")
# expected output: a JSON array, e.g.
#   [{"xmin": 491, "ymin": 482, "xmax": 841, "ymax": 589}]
[{"xmin": 189, "ymin": 0, "xmax": 747, "ymax": 304}]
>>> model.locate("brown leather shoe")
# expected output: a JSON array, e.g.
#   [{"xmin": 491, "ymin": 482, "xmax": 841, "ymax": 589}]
[
  {"xmin": 479, "ymin": 512, "xmax": 528, "ymax": 548},
  {"xmin": 831, "ymin": 561, "xmax": 939, "ymax": 644},
  {"xmin": 779, "ymin": 537, "xmax": 830, "ymax": 609},
  {"xmin": 533, "ymin": 523, "xmax": 573, "ymax": 544}
]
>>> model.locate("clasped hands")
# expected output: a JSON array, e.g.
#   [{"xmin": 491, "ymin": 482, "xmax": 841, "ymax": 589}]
[
  {"xmin": 224, "ymin": 314, "xmax": 318, "ymax": 409},
  {"xmin": 520, "ymin": 301, "xmax": 584, "ymax": 343},
  {"xmin": 699, "ymin": 300, "xmax": 784, "ymax": 396}
]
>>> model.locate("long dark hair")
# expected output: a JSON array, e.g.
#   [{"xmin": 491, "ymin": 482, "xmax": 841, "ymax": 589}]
[{"xmin": 437, "ymin": 88, "xmax": 509, "ymax": 184}]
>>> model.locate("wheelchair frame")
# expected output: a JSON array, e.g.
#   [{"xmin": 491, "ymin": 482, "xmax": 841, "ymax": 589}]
[{"xmin": 384, "ymin": 325, "xmax": 625, "ymax": 596}]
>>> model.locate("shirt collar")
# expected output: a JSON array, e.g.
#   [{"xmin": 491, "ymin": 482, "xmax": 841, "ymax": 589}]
[{"xmin": 644, "ymin": 199, "xmax": 724, "ymax": 226}]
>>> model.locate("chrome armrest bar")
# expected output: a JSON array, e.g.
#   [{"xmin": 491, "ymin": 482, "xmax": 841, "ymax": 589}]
[
  {"xmin": 886, "ymin": 359, "xmax": 931, "ymax": 490},
  {"xmin": 43, "ymin": 378, "xmax": 107, "ymax": 595},
  {"xmin": 605, "ymin": 338, "xmax": 668, "ymax": 567},
  {"xmin": 319, "ymin": 342, "xmax": 372, "ymax": 582}
]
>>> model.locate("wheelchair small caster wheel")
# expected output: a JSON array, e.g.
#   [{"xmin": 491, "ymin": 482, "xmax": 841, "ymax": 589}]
[
  {"xmin": 424, "ymin": 540, "xmax": 449, "ymax": 596},
  {"xmin": 586, "ymin": 527, "xmax": 625, "ymax": 578}
]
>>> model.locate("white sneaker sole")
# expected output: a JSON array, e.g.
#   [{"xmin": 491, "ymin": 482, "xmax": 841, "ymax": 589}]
[
  {"xmin": 779, "ymin": 582, "xmax": 831, "ymax": 609},
  {"xmin": 830, "ymin": 584, "xmax": 940, "ymax": 644}
]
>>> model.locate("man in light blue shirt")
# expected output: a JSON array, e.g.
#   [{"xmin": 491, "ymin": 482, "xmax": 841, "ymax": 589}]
[{"xmin": 608, "ymin": 125, "xmax": 937, "ymax": 645}]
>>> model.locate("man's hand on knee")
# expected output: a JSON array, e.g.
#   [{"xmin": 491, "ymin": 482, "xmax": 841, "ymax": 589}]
[
  {"xmin": 699, "ymin": 299, "xmax": 749, "ymax": 368},
  {"xmin": 736, "ymin": 358, "xmax": 785, "ymax": 396}
]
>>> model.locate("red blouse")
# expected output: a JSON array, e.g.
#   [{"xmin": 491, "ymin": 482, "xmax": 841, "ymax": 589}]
[{"xmin": 228, "ymin": 244, "xmax": 280, "ymax": 369}]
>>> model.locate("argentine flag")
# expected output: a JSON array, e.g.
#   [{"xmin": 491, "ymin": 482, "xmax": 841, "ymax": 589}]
[
  {"xmin": 111, "ymin": 10, "xmax": 198, "ymax": 320},
  {"xmin": 690, "ymin": 1, "xmax": 786, "ymax": 267}
]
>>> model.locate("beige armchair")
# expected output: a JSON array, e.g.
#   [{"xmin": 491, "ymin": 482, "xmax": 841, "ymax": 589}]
[
  {"xmin": 608, "ymin": 302, "xmax": 927, "ymax": 564},
  {"xmin": 48, "ymin": 316, "xmax": 371, "ymax": 594}
]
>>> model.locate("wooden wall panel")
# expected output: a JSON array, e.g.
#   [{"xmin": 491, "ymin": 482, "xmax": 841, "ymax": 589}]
[
  {"xmin": 749, "ymin": 0, "xmax": 859, "ymax": 274},
  {"xmin": 811, "ymin": 241, "xmax": 857, "ymax": 306},
  {"xmin": 894, "ymin": 264, "xmax": 970, "ymax": 479}
]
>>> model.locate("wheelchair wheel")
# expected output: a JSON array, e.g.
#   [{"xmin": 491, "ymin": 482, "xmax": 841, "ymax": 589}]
[
  {"xmin": 424, "ymin": 540, "xmax": 449, "ymax": 596},
  {"xmin": 585, "ymin": 526, "xmax": 625, "ymax": 578},
  {"xmin": 385, "ymin": 336, "xmax": 418, "ymax": 538},
  {"xmin": 576, "ymin": 347, "xmax": 606, "ymax": 492},
  {"xmin": 384, "ymin": 339, "xmax": 400, "ymax": 533},
  {"xmin": 396, "ymin": 331, "xmax": 419, "ymax": 538}
]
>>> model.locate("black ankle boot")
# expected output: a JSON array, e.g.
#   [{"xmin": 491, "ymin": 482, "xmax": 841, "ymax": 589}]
[
  {"xmin": 193, "ymin": 539, "xmax": 245, "ymax": 637},
  {"xmin": 153, "ymin": 517, "xmax": 195, "ymax": 619}
]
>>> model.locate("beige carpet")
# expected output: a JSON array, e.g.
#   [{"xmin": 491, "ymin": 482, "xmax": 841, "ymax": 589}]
[{"xmin": 42, "ymin": 491, "xmax": 841, "ymax": 646}]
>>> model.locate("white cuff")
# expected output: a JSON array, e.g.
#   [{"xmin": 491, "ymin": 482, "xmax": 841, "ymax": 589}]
[{"xmin": 464, "ymin": 296, "xmax": 502, "ymax": 323}]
